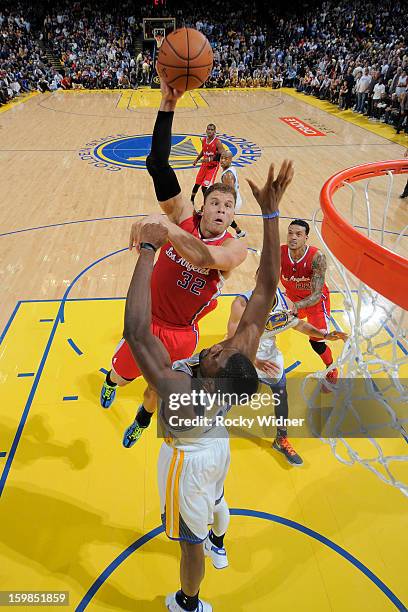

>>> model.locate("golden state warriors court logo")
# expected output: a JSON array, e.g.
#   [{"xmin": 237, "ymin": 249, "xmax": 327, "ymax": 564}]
[{"xmin": 78, "ymin": 134, "xmax": 261, "ymax": 172}]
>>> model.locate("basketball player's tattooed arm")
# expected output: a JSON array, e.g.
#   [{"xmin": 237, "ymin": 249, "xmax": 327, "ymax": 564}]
[
  {"xmin": 292, "ymin": 251, "xmax": 327, "ymax": 313},
  {"xmin": 223, "ymin": 160, "xmax": 294, "ymax": 360},
  {"xmin": 123, "ymin": 222, "xmax": 191, "ymax": 399}
]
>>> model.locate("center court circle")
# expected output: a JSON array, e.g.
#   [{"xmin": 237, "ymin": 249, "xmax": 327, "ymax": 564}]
[
  {"xmin": 92, "ymin": 133, "xmax": 261, "ymax": 170},
  {"xmin": 75, "ymin": 508, "xmax": 404, "ymax": 611}
]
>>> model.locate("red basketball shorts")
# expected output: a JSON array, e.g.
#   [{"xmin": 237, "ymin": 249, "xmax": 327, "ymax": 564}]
[
  {"xmin": 111, "ymin": 318, "xmax": 199, "ymax": 380},
  {"xmin": 195, "ymin": 162, "xmax": 220, "ymax": 187},
  {"xmin": 294, "ymin": 295, "xmax": 331, "ymax": 341}
]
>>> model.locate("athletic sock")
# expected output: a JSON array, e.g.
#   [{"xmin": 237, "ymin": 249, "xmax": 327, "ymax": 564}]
[
  {"xmin": 135, "ymin": 405, "xmax": 153, "ymax": 428},
  {"xmin": 277, "ymin": 427, "xmax": 287, "ymax": 439},
  {"xmin": 175, "ymin": 590, "xmax": 199, "ymax": 611},
  {"xmin": 209, "ymin": 528, "xmax": 225, "ymax": 548},
  {"xmin": 320, "ymin": 346, "xmax": 333, "ymax": 367},
  {"xmin": 106, "ymin": 371, "xmax": 117, "ymax": 387}
]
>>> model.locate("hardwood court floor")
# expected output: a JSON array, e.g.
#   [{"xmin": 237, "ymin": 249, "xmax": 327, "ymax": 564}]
[{"xmin": 1, "ymin": 88, "xmax": 407, "ymax": 611}]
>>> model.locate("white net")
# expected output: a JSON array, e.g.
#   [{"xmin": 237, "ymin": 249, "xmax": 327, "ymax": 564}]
[{"xmin": 303, "ymin": 163, "xmax": 408, "ymax": 496}]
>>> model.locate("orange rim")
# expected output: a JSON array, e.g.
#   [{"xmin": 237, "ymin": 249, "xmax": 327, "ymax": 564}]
[{"xmin": 320, "ymin": 159, "xmax": 408, "ymax": 311}]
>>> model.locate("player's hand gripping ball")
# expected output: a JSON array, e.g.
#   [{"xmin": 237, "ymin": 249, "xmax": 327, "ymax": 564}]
[{"xmin": 157, "ymin": 28, "xmax": 214, "ymax": 92}]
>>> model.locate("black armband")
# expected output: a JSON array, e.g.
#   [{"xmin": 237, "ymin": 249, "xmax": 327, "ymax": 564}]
[
  {"xmin": 146, "ymin": 111, "xmax": 181, "ymax": 202},
  {"xmin": 140, "ymin": 242, "xmax": 157, "ymax": 252}
]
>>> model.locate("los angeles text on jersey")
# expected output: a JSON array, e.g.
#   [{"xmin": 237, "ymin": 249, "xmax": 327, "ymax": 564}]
[
  {"xmin": 165, "ymin": 246, "xmax": 211, "ymax": 275},
  {"xmin": 281, "ymin": 273, "xmax": 312, "ymax": 291}
]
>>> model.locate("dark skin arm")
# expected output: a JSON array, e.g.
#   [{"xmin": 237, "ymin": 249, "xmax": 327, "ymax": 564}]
[
  {"xmin": 292, "ymin": 250, "xmax": 327, "ymax": 313},
  {"xmin": 221, "ymin": 160, "xmax": 294, "ymax": 361},
  {"xmin": 123, "ymin": 223, "xmax": 190, "ymax": 400}
]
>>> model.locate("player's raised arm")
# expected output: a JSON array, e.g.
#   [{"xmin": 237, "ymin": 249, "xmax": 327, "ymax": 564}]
[
  {"xmin": 146, "ymin": 79, "xmax": 193, "ymax": 225},
  {"xmin": 123, "ymin": 222, "xmax": 188, "ymax": 397},
  {"xmin": 225, "ymin": 160, "xmax": 294, "ymax": 360},
  {"xmin": 226, "ymin": 296, "xmax": 247, "ymax": 337}
]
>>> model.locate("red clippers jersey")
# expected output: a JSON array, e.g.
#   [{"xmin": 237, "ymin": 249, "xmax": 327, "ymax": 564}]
[
  {"xmin": 202, "ymin": 136, "xmax": 219, "ymax": 165},
  {"xmin": 151, "ymin": 214, "xmax": 233, "ymax": 327},
  {"xmin": 280, "ymin": 245, "xmax": 329, "ymax": 301}
]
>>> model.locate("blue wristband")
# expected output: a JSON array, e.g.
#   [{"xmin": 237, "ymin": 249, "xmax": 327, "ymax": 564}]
[{"xmin": 262, "ymin": 211, "xmax": 279, "ymax": 219}]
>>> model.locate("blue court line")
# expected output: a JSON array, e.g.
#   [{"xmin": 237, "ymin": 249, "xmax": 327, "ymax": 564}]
[
  {"xmin": 63, "ymin": 396, "xmax": 78, "ymax": 401},
  {"xmin": 383, "ymin": 324, "xmax": 408, "ymax": 356},
  {"xmin": 0, "ymin": 302, "xmax": 21, "ymax": 346},
  {"xmin": 0, "ymin": 310, "xmax": 61, "ymax": 496},
  {"xmin": 0, "ymin": 214, "xmax": 148, "ymax": 238},
  {"xmin": 17, "ymin": 373, "xmax": 35, "ymax": 378},
  {"xmin": 329, "ymin": 315, "xmax": 342, "ymax": 332},
  {"xmin": 99, "ymin": 368, "xmax": 108, "ymax": 375},
  {"xmin": 0, "ymin": 248, "xmax": 127, "ymax": 497},
  {"xmin": 0, "ymin": 453, "xmax": 6, "ymax": 458},
  {"xmin": 285, "ymin": 360, "xmax": 301, "ymax": 374},
  {"xmin": 67, "ymin": 338, "xmax": 83, "ymax": 356},
  {"xmin": 1, "ymin": 214, "xmax": 406, "ymax": 239},
  {"xmin": 329, "ymin": 307, "xmax": 408, "ymax": 356},
  {"xmin": 58, "ymin": 248, "xmax": 127, "ymax": 324},
  {"xmin": 39, "ymin": 318, "xmax": 54, "ymax": 322},
  {"xmin": 22, "ymin": 297, "xmax": 128, "ymax": 303},
  {"xmin": 75, "ymin": 508, "xmax": 406, "ymax": 612}
]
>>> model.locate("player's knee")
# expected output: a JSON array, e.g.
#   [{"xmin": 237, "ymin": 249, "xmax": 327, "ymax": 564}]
[
  {"xmin": 309, "ymin": 339, "xmax": 327, "ymax": 355},
  {"xmin": 146, "ymin": 153, "xmax": 168, "ymax": 176},
  {"xmin": 180, "ymin": 539, "xmax": 204, "ymax": 561}
]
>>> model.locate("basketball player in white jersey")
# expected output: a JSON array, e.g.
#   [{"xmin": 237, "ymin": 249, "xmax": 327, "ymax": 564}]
[
  {"xmin": 227, "ymin": 280, "xmax": 347, "ymax": 465},
  {"xmin": 122, "ymin": 158, "xmax": 294, "ymax": 612},
  {"xmin": 220, "ymin": 150, "xmax": 246, "ymax": 238}
]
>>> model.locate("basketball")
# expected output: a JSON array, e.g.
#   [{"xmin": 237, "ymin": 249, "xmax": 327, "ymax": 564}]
[{"xmin": 157, "ymin": 28, "xmax": 213, "ymax": 91}]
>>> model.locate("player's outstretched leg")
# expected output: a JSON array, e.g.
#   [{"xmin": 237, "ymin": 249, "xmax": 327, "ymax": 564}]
[
  {"xmin": 229, "ymin": 219, "xmax": 246, "ymax": 238},
  {"xmin": 309, "ymin": 339, "xmax": 338, "ymax": 390},
  {"xmin": 166, "ymin": 541, "xmax": 211, "ymax": 612},
  {"xmin": 100, "ymin": 369, "xmax": 131, "ymax": 408},
  {"xmin": 122, "ymin": 386, "xmax": 156, "ymax": 447},
  {"xmin": 270, "ymin": 379, "xmax": 303, "ymax": 466},
  {"xmin": 204, "ymin": 497, "xmax": 230, "ymax": 569},
  {"xmin": 190, "ymin": 183, "xmax": 200, "ymax": 204}
]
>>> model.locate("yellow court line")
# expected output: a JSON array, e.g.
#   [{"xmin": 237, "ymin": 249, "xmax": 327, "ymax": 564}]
[
  {"xmin": 281, "ymin": 87, "xmax": 408, "ymax": 147},
  {"xmin": 0, "ymin": 91, "xmax": 38, "ymax": 115}
]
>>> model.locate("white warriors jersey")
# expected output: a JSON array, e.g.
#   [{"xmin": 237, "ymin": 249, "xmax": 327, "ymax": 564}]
[
  {"xmin": 221, "ymin": 166, "xmax": 242, "ymax": 211},
  {"xmin": 158, "ymin": 353, "xmax": 230, "ymax": 451},
  {"xmin": 241, "ymin": 288, "xmax": 299, "ymax": 383}
]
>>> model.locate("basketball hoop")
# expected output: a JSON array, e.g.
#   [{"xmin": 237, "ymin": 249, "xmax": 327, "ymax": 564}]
[
  {"xmin": 153, "ymin": 28, "xmax": 165, "ymax": 49},
  {"xmin": 303, "ymin": 159, "xmax": 408, "ymax": 496},
  {"xmin": 320, "ymin": 160, "xmax": 408, "ymax": 310}
]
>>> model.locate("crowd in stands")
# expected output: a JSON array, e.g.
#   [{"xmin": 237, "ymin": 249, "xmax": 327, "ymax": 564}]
[{"xmin": 1, "ymin": 0, "xmax": 407, "ymax": 133}]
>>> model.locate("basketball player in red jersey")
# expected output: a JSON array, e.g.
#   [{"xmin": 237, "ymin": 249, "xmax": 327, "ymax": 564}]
[
  {"xmin": 100, "ymin": 79, "xmax": 248, "ymax": 446},
  {"xmin": 190, "ymin": 123, "xmax": 225, "ymax": 205},
  {"xmin": 280, "ymin": 219, "xmax": 338, "ymax": 385}
]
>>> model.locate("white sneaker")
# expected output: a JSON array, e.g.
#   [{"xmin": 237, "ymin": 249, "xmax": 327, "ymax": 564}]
[
  {"xmin": 204, "ymin": 534, "xmax": 229, "ymax": 569},
  {"xmin": 165, "ymin": 592, "xmax": 212, "ymax": 611},
  {"xmin": 235, "ymin": 230, "xmax": 246, "ymax": 239}
]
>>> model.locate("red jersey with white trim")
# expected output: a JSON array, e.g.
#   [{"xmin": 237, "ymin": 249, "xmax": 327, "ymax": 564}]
[
  {"xmin": 280, "ymin": 244, "xmax": 329, "ymax": 301},
  {"xmin": 202, "ymin": 136, "xmax": 219, "ymax": 165},
  {"xmin": 151, "ymin": 214, "xmax": 233, "ymax": 327}
]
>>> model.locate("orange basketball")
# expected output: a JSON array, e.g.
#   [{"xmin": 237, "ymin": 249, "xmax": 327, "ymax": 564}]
[{"xmin": 157, "ymin": 28, "xmax": 214, "ymax": 92}]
